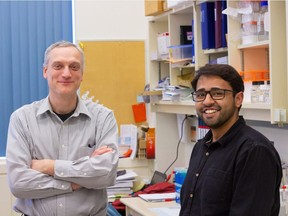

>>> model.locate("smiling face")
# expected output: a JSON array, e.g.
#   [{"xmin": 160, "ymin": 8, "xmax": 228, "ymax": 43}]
[
  {"xmin": 43, "ymin": 46, "xmax": 83, "ymax": 100},
  {"xmin": 195, "ymin": 74, "xmax": 243, "ymax": 136}
]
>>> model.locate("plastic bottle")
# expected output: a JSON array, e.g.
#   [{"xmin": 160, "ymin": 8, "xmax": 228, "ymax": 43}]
[
  {"xmin": 251, "ymin": 81, "xmax": 264, "ymax": 103},
  {"xmin": 251, "ymin": 81, "xmax": 259, "ymax": 103},
  {"xmin": 239, "ymin": 1, "xmax": 260, "ymax": 45},
  {"xmin": 259, "ymin": 81, "xmax": 271, "ymax": 103},
  {"xmin": 257, "ymin": 1, "xmax": 269, "ymax": 41},
  {"xmin": 174, "ymin": 168, "xmax": 187, "ymax": 204},
  {"xmin": 251, "ymin": 81, "xmax": 270, "ymax": 103}
]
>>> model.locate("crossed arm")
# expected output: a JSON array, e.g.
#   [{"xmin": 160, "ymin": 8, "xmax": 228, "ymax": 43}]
[{"xmin": 31, "ymin": 145, "xmax": 113, "ymax": 190}]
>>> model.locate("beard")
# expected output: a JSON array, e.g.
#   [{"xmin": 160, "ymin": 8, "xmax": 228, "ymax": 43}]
[{"xmin": 198, "ymin": 105, "xmax": 238, "ymax": 129}]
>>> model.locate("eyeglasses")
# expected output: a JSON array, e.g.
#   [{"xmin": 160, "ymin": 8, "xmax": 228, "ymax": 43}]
[{"xmin": 192, "ymin": 88, "xmax": 236, "ymax": 102}]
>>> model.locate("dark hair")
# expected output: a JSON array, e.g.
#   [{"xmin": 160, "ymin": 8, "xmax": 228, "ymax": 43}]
[{"xmin": 191, "ymin": 64, "xmax": 244, "ymax": 93}]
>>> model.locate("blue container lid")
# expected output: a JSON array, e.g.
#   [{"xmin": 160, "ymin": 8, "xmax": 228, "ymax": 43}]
[{"xmin": 260, "ymin": 1, "xmax": 268, "ymax": 7}]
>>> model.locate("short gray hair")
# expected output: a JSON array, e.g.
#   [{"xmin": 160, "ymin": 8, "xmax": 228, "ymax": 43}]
[{"xmin": 43, "ymin": 41, "xmax": 84, "ymax": 69}]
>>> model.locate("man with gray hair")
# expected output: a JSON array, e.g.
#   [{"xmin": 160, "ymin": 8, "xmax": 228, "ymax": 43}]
[{"xmin": 6, "ymin": 41, "xmax": 119, "ymax": 216}]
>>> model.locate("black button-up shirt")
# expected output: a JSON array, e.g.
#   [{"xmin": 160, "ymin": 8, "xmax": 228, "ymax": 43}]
[{"xmin": 180, "ymin": 116, "xmax": 282, "ymax": 216}]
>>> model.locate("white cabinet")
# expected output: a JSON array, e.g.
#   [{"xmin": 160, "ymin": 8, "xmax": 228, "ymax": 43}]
[
  {"xmin": 146, "ymin": 0, "xmax": 288, "ymax": 172},
  {"xmin": 227, "ymin": 0, "xmax": 288, "ymax": 124},
  {"xmin": 147, "ymin": 2, "xmax": 197, "ymax": 173},
  {"xmin": 148, "ymin": 2, "xmax": 194, "ymax": 90}
]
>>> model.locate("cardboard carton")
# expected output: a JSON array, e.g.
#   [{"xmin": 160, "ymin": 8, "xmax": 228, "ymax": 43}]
[{"xmin": 145, "ymin": 0, "xmax": 164, "ymax": 16}]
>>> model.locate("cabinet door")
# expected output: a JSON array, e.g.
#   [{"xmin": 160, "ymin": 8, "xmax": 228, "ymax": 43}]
[{"xmin": 269, "ymin": 1, "xmax": 288, "ymax": 125}]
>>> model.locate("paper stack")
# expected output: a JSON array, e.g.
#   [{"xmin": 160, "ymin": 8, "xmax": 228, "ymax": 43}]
[
  {"xmin": 119, "ymin": 124, "xmax": 138, "ymax": 159},
  {"xmin": 107, "ymin": 170, "xmax": 138, "ymax": 198},
  {"xmin": 138, "ymin": 192, "xmax": 176, "ymax": 202}
]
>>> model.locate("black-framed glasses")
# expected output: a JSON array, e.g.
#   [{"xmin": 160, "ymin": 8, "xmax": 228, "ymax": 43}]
[{"xmin": 192, "ymin": 88, "xmax": 236, "ymax": 102}]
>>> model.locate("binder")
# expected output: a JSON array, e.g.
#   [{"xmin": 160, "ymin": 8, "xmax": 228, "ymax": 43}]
[
  {"xmin": 180, "ymin": 25, "xmax": 192, "ymax": 45},
  {"xmin": 214, "ymin": 1, "xmax": 222, "ymax": 48},
  {"xmin": 191, "ymin": 19, "xmax": 195, "ymax": 63},
  {"xmin": 221, "ymin": 0, "xmax": 228, "ymax": 47},
  {"xmin": 201, "ymin": 1, "xmax": 215, "ymax": 49}
]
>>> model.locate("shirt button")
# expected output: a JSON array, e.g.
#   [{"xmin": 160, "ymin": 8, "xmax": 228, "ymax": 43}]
[
  {"xmin": 190, "ymin": 194, "xmax": 193, "ymax": 198},
  {"xmin": 61, "ymin": 185, "xmax": 65, "ymax": 188},
  {"xmin": 206, "ymin": 152, "xmax": 209, "ymax": 156},
  {"xmin": 195, "ymin": 173, "xmax": 199, "ymax": 177},
  {"xmin": 60, "ymin": 172, "xmax": 64, "ymax": 176},
  {"xmin": 62, "ymin": 144, "xmax": 65, "ymax": 148},
  {"xmin": 38, "ymin": 184, "xmax": 42, "ymax": 188},
  {"xmin": 59, "ymin": 203, "xmax": 63, "ymax": 208},
  {"xmin": 84, "ymin": 172, "xmax": 87, "ymax": 176}
]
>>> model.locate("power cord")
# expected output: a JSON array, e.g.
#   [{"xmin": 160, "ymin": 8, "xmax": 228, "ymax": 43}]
[{"xmin": 163, "ymin": 114, "xmax": 194, "ymax": 175}]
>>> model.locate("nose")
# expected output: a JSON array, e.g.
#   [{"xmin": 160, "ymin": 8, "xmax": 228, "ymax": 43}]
[
  {"xmin": 62, "ymin": 66, "xmax": 72, "ymax": 78},
  {"xmin": 203, "ymin": 92, "xmax": 214, "ymax": 104}
]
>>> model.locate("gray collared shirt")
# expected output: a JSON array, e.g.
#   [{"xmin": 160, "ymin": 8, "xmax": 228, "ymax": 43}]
[{"xmin": 6, "ymin": 96, "xmax": 119, "ymax": 216}]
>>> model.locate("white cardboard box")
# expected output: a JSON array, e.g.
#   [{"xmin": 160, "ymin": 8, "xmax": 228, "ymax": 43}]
[{"xmin": 157, "ymin": 32, "xmax": 170, "ymax": 58}]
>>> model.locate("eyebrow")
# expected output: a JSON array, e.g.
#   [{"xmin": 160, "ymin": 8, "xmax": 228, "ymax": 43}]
[
  {"xmin": 196, "ymin": 87, "xmax": 222, "ymax": 91},
  {"xmin": 51, "ymin": 61, "xmax": 80, "ymax": 65},
  {"xmin": 51, "ymin": 61, "xmax": 62, "ymax": 65}
]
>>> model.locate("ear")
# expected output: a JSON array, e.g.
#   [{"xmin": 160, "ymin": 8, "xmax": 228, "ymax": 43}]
[
  {"xmin": 43, "ymin": 66, "xmax": 47, "ymax": 79},
  {"xmin": 235, "ymin": 91, "xmax": 244, "ymax": 108}
]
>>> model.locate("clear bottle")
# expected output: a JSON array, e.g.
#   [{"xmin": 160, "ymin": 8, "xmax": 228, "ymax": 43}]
[
  {"xmin": 251, "ymin": 81, "xmax": 264, "ymax": 103},
  {"xmin": 257, "ymin": 1, "xmax": 269, "ymax": 41},
  {"xmin": 240, "ymin": 1, "xmax": 260, "ymax": 45},
  {"xmin": 259, "ymin": 81, "xmax": 271, "ymax": 103},
  {"xmin": 251, "ymin": 81, "xmax": 258, "ymax": 103}
]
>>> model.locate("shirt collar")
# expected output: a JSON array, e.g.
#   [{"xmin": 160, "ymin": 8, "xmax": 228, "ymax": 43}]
[
  {"xmin": 218, "ymin": 116, "xmax": 246, "ymax": 147},
  {"xmin": 202, "ymin": 116, "xmax": 246, "ymax": 147},
  {"xmin": 36, "ymin": 95, "xmax": 92, "ymax": 119}
]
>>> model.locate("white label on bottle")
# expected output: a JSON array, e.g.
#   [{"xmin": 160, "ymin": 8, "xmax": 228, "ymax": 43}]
[{"xmin": 264, "ymin": 12, "xmax": 269, "ymax": 32}]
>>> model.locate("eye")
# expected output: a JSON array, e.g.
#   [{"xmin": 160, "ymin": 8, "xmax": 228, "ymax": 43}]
[
  {"xmin": 196, "ymin": 91, "xmax": 206, "ymax": 98},
  {"xmin": 70, "ymin": 63, "xmax": 80, "ymax": 71},
  {"xmin": 211, "ymin": 90, "xmax": 224, "ymax": 97},
  {"xmin": 52, "ymin": 63, "xmax": 63, "ymax": 70}
]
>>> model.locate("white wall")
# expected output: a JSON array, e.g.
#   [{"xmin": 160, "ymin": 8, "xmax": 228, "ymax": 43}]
[
  {"xmin": 248, "ymin": 121, "xmax": 288, "ymax": 163},
  {"xmin": 74, "ymin": 0, "xmax": 147, "ymax": 41}
]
